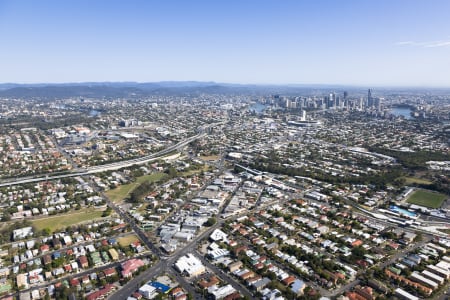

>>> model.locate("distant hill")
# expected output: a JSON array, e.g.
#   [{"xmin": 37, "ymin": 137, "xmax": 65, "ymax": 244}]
[
  {"xmin": 0, "ymin": 82, "xmax": 260, "ymax": 98},
  {"xmin": 0, "ymin": 85, "xmax": 146, "ymax": 98},
  {"xmin": 3, "ymin": 81, "xmax": 440, "ymax": 98}
]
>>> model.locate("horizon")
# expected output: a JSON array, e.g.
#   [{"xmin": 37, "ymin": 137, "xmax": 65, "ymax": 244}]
[
  {"xmin": 1, "ymin": 81, "xmax": 450, "ymax": 90},
  {"xmin": 0, "ymin": 1, "xmax": 450, "ymax": 87}
]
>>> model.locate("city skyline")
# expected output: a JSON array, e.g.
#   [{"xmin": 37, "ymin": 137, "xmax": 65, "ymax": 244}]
[{"xmin": 0, "ymin": 0, "xmax": 450, "ymax": 87}]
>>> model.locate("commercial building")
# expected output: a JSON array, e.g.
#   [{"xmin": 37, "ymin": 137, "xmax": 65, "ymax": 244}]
[{"xmin": 174, "ymin": 253, "xmax": 205, "ymax": 276}]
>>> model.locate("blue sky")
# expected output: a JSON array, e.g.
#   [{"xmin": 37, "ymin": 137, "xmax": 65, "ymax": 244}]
[{"xmin": 0, "ymin": 0, "xmax": 449, "ymax": 86}]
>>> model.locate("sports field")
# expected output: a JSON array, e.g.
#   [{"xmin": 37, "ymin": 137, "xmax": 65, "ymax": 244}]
[{"xmin": 407, "ymin": 189, "xmax": 447, "ymax": 209}]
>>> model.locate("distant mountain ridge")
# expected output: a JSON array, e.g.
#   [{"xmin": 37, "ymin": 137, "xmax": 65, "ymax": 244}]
[
  {"xmin": 0, "ymin": 81, "xmax": 253, "ymax": 98},
  {"xmin": 0, "ymin": 81, "xmax": 312, "ymax": 98},
  {"xmin": 0, "ymin": 82, "xmax": 446, "ymax": 98}
]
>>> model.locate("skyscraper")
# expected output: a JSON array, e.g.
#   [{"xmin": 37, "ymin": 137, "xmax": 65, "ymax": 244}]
[
  {"xmin": 367, "ymin": 89, "xmax": 373, "ymax": 108},
  {"xmin": 328, "ymin": 92, "xmax": 336, "ymax": 108}
]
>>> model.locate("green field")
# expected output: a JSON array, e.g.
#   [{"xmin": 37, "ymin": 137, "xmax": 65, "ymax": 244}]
[
  {"xmin": 181, "ymin": 165, "xmax": 211, "ymax": 177},
  {"xmin": 117, "ymin": 234, "xmax": 140, "ymax": 247},
  {"xmin": 403, "ymin": 177, "xmax": 432, "ymax": 185},
  {"xmin": 32, "ymin": 209, "xmax": 105, "ymax": 232},
  {"xmin": 105, "ymin": 172, "xmax": 167, "ymax": 203},
  {"xmin": 0, "ymin": 281, "xmax": 12, "ymax": 293},
  {"xmin": 407, "ymin": 189, "xmax": 447, "ymax": 209}
]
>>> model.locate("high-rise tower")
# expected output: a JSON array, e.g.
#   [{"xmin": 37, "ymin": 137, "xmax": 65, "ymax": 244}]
[{"xmin": 367, "ymin": 89, "xmax": 373, "ymax": 107}]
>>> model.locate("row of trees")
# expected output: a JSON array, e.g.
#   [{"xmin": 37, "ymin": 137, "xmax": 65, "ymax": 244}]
[
  {"xmin": 128, "ymin": 181, "xmax": 155, "ymax": 203},
  {"xmin": 369, "ymin": 146, "xmax": 449, "ymax": 170},
  {"xmin": 246, "ymin": 160, "xmax": 404, "ymax": 189}
]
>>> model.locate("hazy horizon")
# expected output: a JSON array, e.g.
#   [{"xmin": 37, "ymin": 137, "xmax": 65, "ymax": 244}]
[{"xmin": 2, "ymin": 81, "xmax": 450, "ymax": 90}]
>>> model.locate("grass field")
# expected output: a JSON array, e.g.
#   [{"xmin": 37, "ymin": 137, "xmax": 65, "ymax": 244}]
[
  {"xmin": 437, "ymin": 228, "xmax": 450, "ymax": 235},
  {"xmin": 199, "ymin": 155, "xmax": 219, "ymax": 161},
  {"xmin": 32, "ymin": 209, "xmax": 105, "ymax": 232},
  {"xmin": 403, "ymin": 177, "xmax": 432, "ymax": 185},
  {"xmin": 117, "ymin": 234, "xmax": 140, "ymax": 247},
  {"xmin": 181, "ymin": 165, "xmax": 211, "ymax": 177},
  {"xmin": 0, "ymin": 281, "xmax": 12, "ymax": 294},
  {"xmin": 105, "ymin": 172, "xmax": 167, "ymax": 203},
  {"xmin": 407, "ymin": 189, "xmax": 447, "ymax": 209}
]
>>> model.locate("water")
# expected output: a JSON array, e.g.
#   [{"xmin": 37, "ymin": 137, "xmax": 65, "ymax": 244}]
[
  {"xmin": 391, "ymin": 107, "xmax": 412, "ymax": 119},
  {"xmin": 390, "ymin": 205, "xmax": 417, "ymax": 218},
  {"xmin": 89, "ymin": 109, "xmax": 100, "ymax": 117},
  {"xmin": 249, "ymin": 103, "xmax": 269, "ymax": 114}
]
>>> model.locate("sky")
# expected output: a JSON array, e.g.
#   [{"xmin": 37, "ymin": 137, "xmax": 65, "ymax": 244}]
[{"xmin": 0, "ymin": 0, "xmax": 449, "ymax": 87}]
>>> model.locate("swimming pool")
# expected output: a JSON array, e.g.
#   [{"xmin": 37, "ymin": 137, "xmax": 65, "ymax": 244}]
[{"xmin": 390, "ymin": 205, "xmax": 417, "ymax": 218}]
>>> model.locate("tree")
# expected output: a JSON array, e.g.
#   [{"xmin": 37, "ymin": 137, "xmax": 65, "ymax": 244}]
[
  {"xmin": 102, "ymin": 207, "xmax": 113, "ymax": 217},
  {"xmin": 351, "ymin": 246, "xmax": 367, "ymax": 260},
  {"xmin": 42, "ymin": 227, "xmax": 52, "ymax": 236},
  {"xmin": 165, "ymin": 167, "xmax": 178, "ymax": 179},
  {"xmin": 414, "ymin": 232, "xmax": 423, "ymax": 242},
  {"xmin": 204, "ymin": 217, "xmax": 217, "ymax": 227}
]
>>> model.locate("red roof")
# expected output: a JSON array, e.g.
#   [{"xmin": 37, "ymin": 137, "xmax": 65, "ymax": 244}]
[
  {"xmin": 170, "ymin": 287, "xmax": 183, "ymax": 295},
  {"xmin": 78, "ymin": 255, "xmax": 89, "ymax": 268},
  {"xmin": 131, "ymin": 240, "xmax": 141, "ymax": 248},
  {"xmin": 254, "ymin": 263, "xmax": 264, "ymax": 270},
  {"xmin": 70, "ymin": 278, "xmax": 80, "ymax": 287},
  {"xmin": 112, "ymin": 223, "xmax": 127, "ymax": 231},
  {"xmin": 351, "ymin": 240, "xmax": 363, "ymax": 247},
  {"xmin": 40, "ymin": 244, "xmax": 50, "ymax": 252},
  {"xmin": 282, "ymin": 275, "xmax": 296, "ymax": 286},
  {"xmin": 346, "ymin": 292, "xmax": 366, "ymax": 300},
  {"xmin": 86, "ymin": 284, "xmax": 116, "ymax": 300},
  {"xmin": 104, "ymin": 267, "xmax": 117, "ymax": 277},
  {"xmin": 388, "ymin": 242, "xmax": 400, "ymax": 250},
  {"xmin": 224, "ymin": 292, "xmax": 241, "ymax": 300},
  {"xmin": 121, "ymin": 259, "xmax": 144, "ymax": 277}
]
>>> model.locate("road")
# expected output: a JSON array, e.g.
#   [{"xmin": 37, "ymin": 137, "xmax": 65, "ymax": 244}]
[
  {"xmin": 10, "ymin": 231, "xmax": 135, "ymax": 270},
  {"xmin": 10, "ymin": 253, "xmax": 152, "ymax": 299},
  {"xmin": 109, "ymin": 221, "xmax": 225, "ymax": 300},
  {"xmin": 0, "ymin": 132, "xmax": 207, "ymax": 187},
  {"xmin": 6, "ymin": 124, "xmax": 447, "ymax": 299},
  {"xmin": 0, "ymin": 121, "xmax": 226, "ymax": 188},
  {"xmin": 110, "ymin": 207, "xmax": 262, "ymax": 300},
  {"xmin": 192, "ymin": 251, "xmax": 254, "ymax": 299}
]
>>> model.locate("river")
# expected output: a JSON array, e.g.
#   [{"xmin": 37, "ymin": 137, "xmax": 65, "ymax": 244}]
[
  {"xmin": 391, "ymin": 107, "xmax": 412, "ymax": 119},
  {"xmin": 249, "ymin": 103, "xmax": 269, "ymax": 114}
]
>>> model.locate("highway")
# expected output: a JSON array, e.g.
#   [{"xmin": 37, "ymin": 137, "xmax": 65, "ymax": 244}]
[
  {"xmin": 6, "ymin": 123, "xmax": 447, "ymax": 299},
  {"xmin": 0, "ymin": 121, "xmax": 231, "ymax": 299},
  {"xmin": 0, "ymin": 120, "xmax": 226, "ymax": 188},
  {"xmin": 0, "ymin": 133, "xmax": 206, "ymax": 187}
]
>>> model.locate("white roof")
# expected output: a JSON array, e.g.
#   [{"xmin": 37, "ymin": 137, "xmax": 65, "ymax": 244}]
[
  {"xmin": 210, "ymin": 229, "xmax": 228, "ymax": 241},
  {"xmin": 174, "ymin": 253, "xmax": 205, "ymax": 276}
]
